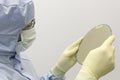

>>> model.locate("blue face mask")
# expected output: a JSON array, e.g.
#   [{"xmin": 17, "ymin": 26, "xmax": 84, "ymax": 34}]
[{"xmin": 0, "ymin": 0, "xmax": 34, "ymax": 56}]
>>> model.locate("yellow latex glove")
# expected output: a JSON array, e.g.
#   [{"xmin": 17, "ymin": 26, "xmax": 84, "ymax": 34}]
[
  {"xmin": 75, "ymin": 35, "xmax": 115, "ymax": 80},
  {"xmin": 51, "ymin": 37, "xmax": 83, "ymax": 78}
]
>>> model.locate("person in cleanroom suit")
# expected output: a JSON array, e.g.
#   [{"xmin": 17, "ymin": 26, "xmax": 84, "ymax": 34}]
[{"xmin": 0, "ymin": 0, "xmax": 115, "ymax": 80}]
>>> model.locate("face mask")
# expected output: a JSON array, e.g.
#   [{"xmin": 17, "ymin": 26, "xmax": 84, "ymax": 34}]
[{"xmin": 16, "ymin": 19, "xmax": 36, "ymax": 53}]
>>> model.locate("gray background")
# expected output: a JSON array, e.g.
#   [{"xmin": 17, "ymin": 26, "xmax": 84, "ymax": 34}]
[{"xmin": 25, "ymin": 0, "xmax": 120, "ymax": 80}]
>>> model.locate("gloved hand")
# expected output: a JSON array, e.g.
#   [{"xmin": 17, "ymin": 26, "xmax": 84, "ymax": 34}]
[
  {"xmin": 51, "ymin": 37, "xmax": 83, "ymax": 78},
  {"xmin": 75, "ymin": 35, "xmax": 115, "ymax": 80}
]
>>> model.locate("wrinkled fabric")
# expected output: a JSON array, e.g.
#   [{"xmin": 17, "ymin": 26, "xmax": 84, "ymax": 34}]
[
  {"xmin": 0, "ymin": 0, "xmax": 34, "ymax": 55},
  {"xmin": 0, "ymin": 0, "xmax": 64, "ymax": 80},
  {"xmin": 0, "ymin": 52, "xmax": 64, "ymax": 80}
]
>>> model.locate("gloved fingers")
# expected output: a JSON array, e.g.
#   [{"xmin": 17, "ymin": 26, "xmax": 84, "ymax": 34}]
[
  {"xmin": 107, "ymin": 45, "xmax": 115, "ymax": 70},
  {"xmin": 102, "ymin": 35, "xmax": 115, "ymax": 46},
  {"xmin": 108, "ymin": 45, "xmax": 115, "ymax": 57},
  {"xmin": 111, "ymin": 46, "xmax": 115, "ymax": 58},
  {"xmin": 112, "ymin": 52, "xmax": 115, "ymax": 69},
  {"xmin": 67, "ymin": 37, "xmax": 83, "ymax": 50},
  {"xmin": 64, "ymin": 47, "xmax": 78, "ymax": 57},
  {"xmin": 110, "ymin": 49, "xmax": 115, "ymax": 71},
  {"xmin": 112, "ymin": 46, "xmax": 115, "ymax": 52}
]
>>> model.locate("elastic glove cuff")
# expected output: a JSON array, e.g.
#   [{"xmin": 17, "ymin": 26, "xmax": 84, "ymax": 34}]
[{"xmin": 51, "ymin": 65, "xmax": 65, "ymax": 78}]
